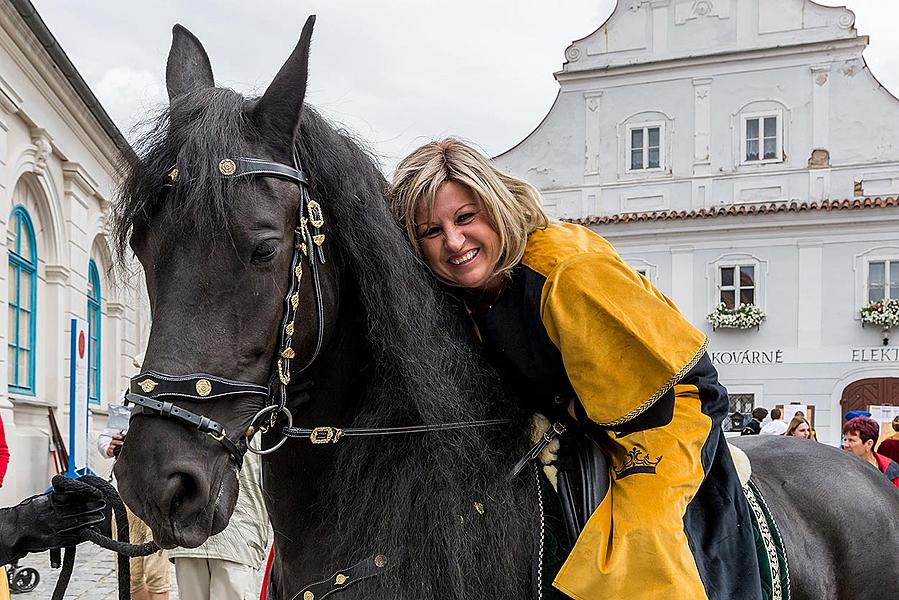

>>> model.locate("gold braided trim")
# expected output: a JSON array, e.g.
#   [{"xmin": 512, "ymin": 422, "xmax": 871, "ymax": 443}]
[{"xmin": 595, "ymin": 336, "xmax": 709, "ymax": 428}]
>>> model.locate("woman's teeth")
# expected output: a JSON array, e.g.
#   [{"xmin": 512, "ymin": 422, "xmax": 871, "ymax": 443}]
[{"xmin": 450, "ymin": 249, "xmax": 479, "ymax": 265}]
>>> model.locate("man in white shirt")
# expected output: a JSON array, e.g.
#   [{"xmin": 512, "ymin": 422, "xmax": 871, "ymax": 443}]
[{"xmin": 760, "ymin": 407, "xmax": 788, "ymax": 435}]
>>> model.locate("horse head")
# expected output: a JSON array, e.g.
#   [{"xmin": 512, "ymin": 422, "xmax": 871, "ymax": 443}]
[{"xmin": 112, "ymin": 16, "xmax": 336, "ymax": 549}]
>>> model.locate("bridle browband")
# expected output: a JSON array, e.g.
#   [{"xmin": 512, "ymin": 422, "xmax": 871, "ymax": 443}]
[{"xmin": 124, "ymin": 152, "xmax": 511, "ymax": 467}]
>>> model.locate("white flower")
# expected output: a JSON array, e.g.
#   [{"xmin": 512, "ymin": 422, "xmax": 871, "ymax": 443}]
[
  {"xmin": 706, "ymin": 303, "xmax": 766, "ymax": 330},
  {"xmin": 859, "ymin": 298, "xmax": 899, "ymax": 330}
]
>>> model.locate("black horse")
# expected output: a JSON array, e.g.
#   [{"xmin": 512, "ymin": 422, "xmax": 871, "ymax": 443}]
[{"xmin": 110, "ymin": 18, "xmax": 899, "ymax": 600}]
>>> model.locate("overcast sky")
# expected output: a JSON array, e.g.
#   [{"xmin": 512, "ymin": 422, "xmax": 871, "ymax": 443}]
[{"xmin": 29, "ymin": 0, "xmax": 899, "ymax": 174}]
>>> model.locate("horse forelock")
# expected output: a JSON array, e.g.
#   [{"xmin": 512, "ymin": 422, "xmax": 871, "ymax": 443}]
[{"xmin": 113, "ymin": 87, "xmax": 267, "ymax": 270}]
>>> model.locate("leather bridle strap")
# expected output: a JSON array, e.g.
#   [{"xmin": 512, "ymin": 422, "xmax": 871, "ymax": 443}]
[
  {"xmin": 125, "ymin": 393, "xmax": 246, "ymax": 468},
  {"xmin": 282, "ymin": 418, "xmax": 512, "ymax": 445}
]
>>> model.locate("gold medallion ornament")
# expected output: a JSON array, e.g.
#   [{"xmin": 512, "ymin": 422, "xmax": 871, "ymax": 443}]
[
  {"xmin": 303, "ymin": 592, "xmax": 314, "ymax": 600},
  {"xmin": 334, "ymin": 574, "xmax": 348, "ymax": 585},
  {"xmin": 291, "ymin": 293, "xmax": 299, "ymax": 309},
  {"xmin": 218, "ymin": 158, "xmax": 237, "ymax": 176},
  {"xmin": 196, "ymin": 379, "xmax": 212, "ymax": 397},
  {"xmin": 280, "ymin": 347, "xmax": 295, "ymax": 359},
  {"xmin": 285, "ymin": 322, "xmax": 294, "ymax": 336},
  {"xmin": 295, "ymin": 265, "xmax": 302, "ymax": 279},
  {"xmin": 374, "ymin": 555, "xmax": 388, "ymax": 568},
  {"xmin": 312, "ymin": 234, "xmax": 325, "ymax": 246},
  {"xmin": 168, "ymin": 168, "xmax": 178, "ymax": 181},
  {"xmin": 138, "ymin": 379, "xmax": 158, "ymax": 393},
  {"xmin": 307, "ymin": 200, "xmax": 324, "ymax": 228}
]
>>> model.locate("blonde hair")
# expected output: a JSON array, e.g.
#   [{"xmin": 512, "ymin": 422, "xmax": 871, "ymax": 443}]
[{"xmin": 388, "ymin": 138, "xmax": 551, "ymax": 279}]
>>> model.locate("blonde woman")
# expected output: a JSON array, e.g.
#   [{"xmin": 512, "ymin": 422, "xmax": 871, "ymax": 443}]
[{"xmin": 388, "ymin": 139, "xmax": 762, "ymax": 600}]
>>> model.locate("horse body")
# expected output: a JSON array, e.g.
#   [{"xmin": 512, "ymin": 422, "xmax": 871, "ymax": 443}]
[
  {"xmin": 734, "ymin": 436, "xmax": 899, "ymax": 600},
  {"xmin": 109, "ymin": 18, "xmax": 899, "ymax": 600}
]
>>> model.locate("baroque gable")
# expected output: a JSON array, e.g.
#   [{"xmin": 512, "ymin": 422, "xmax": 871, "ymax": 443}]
[{"xmin": 562, "ymin": 0, "xmax": 857, "ymax": 73}]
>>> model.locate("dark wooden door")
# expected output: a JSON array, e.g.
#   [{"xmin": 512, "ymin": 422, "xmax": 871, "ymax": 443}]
[{"xmin": 840, "ymin": 378, "xmax": 899, "ymax": 419}]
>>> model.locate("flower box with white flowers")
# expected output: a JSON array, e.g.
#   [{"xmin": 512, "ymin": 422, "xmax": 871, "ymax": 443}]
[
  {"xmin": 859, "ymin": 298, "xmax": 899, "ymax": 345},
  {"xmin": 706, "ymin": 303, "xmax": 766, "ymax": 331}
]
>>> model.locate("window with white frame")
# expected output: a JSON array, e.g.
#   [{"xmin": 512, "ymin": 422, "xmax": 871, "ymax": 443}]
[
  {"xmin": 868, "ymin": 259, "xmax": 899, "ymax": 302},
  {"xmin": 742, "ymin": 113, "xmax": 780, "ymax": 163},
  {"xmin": 719, "ymin": 265, "xmax": 755, "ymax": 309},
  {"xmin": 627, "ymin": 123, "xmax": 663, "ymax": 171}
]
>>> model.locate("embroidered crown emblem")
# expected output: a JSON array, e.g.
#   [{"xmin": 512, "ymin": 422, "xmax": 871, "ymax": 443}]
[{"xmin": 613, "ymin": 447, "xmax": 663, "ymax": 479}]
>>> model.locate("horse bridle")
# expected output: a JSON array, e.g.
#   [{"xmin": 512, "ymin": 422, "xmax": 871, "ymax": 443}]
[
  {"xmin": 123, "ymin": 153, "xmax": 510, "ymax": 469},
  {"xmin": 124, "ymin": 153, "xmax": 326, "ymax": 468}
]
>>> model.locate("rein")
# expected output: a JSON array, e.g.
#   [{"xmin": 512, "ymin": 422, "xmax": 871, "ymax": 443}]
[{"xmin": 124, "ymin": 152, "xmax": 513, "ymax": 464}]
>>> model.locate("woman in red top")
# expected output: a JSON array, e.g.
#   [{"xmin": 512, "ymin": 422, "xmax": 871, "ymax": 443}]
[
  {"xmin": 877, "ymin": 415, "xmax": 899, "ymax": 465},
  {"xmin": 0, "ymin": 414, "xmax": 9, "ymax": 488}
]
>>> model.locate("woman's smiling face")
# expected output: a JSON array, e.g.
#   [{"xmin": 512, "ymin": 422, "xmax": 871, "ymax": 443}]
[{"xmin": 414, "ymin": 181, "xmax": 503, "ymax": 294}]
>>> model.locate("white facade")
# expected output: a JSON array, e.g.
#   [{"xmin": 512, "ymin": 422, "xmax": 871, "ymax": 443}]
[
  {"xmin": 495, "ymin": 0, "xmax": 899, "ymax": 445},
  {"xmin": 0, "ymin": 1, "xmax": 148, "ymax": 506}
]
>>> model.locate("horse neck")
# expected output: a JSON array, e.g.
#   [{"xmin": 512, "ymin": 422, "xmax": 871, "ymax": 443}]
[{"xmin": 263, "ymin": 285, "xmax": 371, "ymax": 587}]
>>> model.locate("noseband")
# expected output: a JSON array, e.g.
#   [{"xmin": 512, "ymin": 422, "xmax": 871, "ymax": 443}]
[{"xmin": 125, "ymin": 153, "xmax": 324, "ymax": 468}]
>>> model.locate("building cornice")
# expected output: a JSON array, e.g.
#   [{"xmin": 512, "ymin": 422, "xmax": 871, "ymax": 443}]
[
  {"xmin": 555, "ymin": 36, "xmax": 868, "ymax": 84},
  {"xmin": 0, "ymin": 0, "xmax": 131, "ymax": 172}
]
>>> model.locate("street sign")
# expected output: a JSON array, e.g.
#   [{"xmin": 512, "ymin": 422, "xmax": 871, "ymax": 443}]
[{"xmin": 67, "ymin": 318, "xmax": 93, "ymax": 477}]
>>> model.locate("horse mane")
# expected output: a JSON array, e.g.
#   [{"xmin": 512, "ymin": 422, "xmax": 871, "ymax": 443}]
[{"xmin": 112, "ymin": 88, "xmax": 537, "ymax": 599}]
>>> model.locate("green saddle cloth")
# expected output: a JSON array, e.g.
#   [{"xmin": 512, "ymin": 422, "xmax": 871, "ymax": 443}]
[{"xmin": 744, "ymin": 479, "xmax": 791, "ymax": 600}]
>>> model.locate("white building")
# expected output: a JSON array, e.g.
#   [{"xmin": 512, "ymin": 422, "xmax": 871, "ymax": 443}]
[
  {"xmin": 495, "ymin": 0, "xmax": 899, "ymax": 445},
  {"xmin": 0, "ymin": 0, "xmax": 148, "ymax": 506}
]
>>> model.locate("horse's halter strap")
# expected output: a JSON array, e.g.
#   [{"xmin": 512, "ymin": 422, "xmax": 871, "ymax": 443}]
[{"xmin": 125, "ymin": 154, "xmax": 327, "ymax": 466}]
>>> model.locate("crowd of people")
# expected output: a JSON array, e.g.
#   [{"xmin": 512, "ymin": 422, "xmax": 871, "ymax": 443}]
[{"xmin": 742, "ymin": 406, "xmax": 899, "ymax": 488}]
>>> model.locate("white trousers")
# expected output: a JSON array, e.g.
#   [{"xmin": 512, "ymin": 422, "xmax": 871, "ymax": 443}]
[{"xmin": 174, "ymin": 557, "xmax": 256, "ymax": 600}]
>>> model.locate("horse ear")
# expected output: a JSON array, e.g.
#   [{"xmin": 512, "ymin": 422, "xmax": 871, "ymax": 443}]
[
  {"xmin": 255, "ymin": 15, "xmax": 316, "ymax": 140},
  {"xmin": 166, "ymin": 24, "xmax": 215, "ymax": 102}
]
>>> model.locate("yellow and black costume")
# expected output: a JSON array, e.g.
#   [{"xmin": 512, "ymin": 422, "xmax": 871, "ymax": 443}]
[{"xmin": 469, "ymin": 223, "xmax": 762, "ymax": 600}]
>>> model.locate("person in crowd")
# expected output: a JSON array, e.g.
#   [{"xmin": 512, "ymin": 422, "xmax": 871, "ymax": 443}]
[
  {"xmin": 760, "ymin": 407, "xmax": 787, "ymax": 435},
  {"xmin": 741, "ymin": 407, "xmax": 769, "ymax": 436},
  {"xmin": 842, "ymin": 416, "xmax": 899, "ymax": 489},
  {"xmin": 388, "ymin": 139, "xmax": 762, "ymax": 600},
  {"xmin": 0, "ymin": 415, "xmax": 8, "ymax": 600},
  {"xmin": 784, "ymin": 416, "xmax": 812, "ymax": 439},
  {"xmin": 877, "ymin": 415, "xmax": 899, "ymax": 464},
  {"xmin": 98, "ymin": 418, "xmax": 170, "ymax": 600},
  {"xmin": 0, "ymin": 413, "xmax": 8, "ymax": 489},
  {"xmin": 170, "ymin": 451, "xmax": 269, "ymax": 600}
]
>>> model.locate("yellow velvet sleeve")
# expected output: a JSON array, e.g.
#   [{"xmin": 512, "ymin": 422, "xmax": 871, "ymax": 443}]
[{"xmin": 539, "ymin": 252, "xmax": 707, "ymax": 427}]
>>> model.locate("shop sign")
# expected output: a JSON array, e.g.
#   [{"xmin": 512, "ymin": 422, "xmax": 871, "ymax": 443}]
[
  {"xmin": 710, "ymin": 349, "xmax": 784, "ymax": 365},
  {"xmin": 850, "ymin": 347, "xmax": 899, "ymax": 362}
]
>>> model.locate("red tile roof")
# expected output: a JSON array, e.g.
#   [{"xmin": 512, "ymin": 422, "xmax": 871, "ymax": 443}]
[{"xmin": 566, "ymin": 196, "xmax": 899, "ymax": 225}]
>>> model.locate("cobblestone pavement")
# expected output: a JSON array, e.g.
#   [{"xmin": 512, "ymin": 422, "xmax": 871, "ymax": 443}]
[{"xmin": 12, "ymin": 543, "xmax": 180, "ymax": 600}]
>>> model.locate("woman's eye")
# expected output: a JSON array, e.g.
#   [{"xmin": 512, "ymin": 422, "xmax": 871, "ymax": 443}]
[
  {"xmin": 456, "ymin": 212, "xmax": 476, "ymax": 224},
  {"xmin": 251, "ymin": 241, "xmax": 279, "ymax": 264},
  {"xmin": 421, "ymin": 227, "xmax": 442, "ymax": 239}
]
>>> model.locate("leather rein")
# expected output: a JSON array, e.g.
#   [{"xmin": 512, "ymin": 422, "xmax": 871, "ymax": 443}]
[{"xmin": 123, "ymin": 153, "xmax": 509, "ymax": 468}]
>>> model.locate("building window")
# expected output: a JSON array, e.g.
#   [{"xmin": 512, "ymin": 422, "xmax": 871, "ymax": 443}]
[
  {"xmin": 724, "ymin": 393, "xmax": 755, "ymax": 432},
  {"xmin": 627, "ymin": 123, "xmax": 663, "ymax": 171},
  {"xmin": 868, "ymin": 259, "xmax": 899, "ymax": 302},
  {"xmin": 742, "ymin": 113, "xmax": 780, "ymax": 163},
  {"xmin": 719, "ymin": 265, "xmax": 755, "ymax": 308},
  {"xmin": 87, "ymin": 259, "xmax": 102, "ymax": 405},
  {"xmin": 8, "ymin": 206, "xmax": 37, "ymax": 394}
]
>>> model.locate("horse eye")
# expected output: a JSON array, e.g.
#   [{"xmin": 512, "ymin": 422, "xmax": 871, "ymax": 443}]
[{"xmin": 251, "ymin": 241, "xmax": 279, "ymax": 264}]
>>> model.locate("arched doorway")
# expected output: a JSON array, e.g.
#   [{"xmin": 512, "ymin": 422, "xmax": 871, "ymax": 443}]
[{"xmin": 840, "ymin": 378, "xmax": 899, "ymax": 419}]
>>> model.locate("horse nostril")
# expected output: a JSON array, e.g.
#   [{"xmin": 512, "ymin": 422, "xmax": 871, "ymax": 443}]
[{"xmin": 162, "ymin": 470, "xmax": 206, "ymax": 521}]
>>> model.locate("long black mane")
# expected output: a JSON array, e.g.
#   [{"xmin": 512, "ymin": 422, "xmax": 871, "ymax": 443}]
[{"xmin": 113, "ymin": 89, "xmax": 537, "ymax": 598}]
